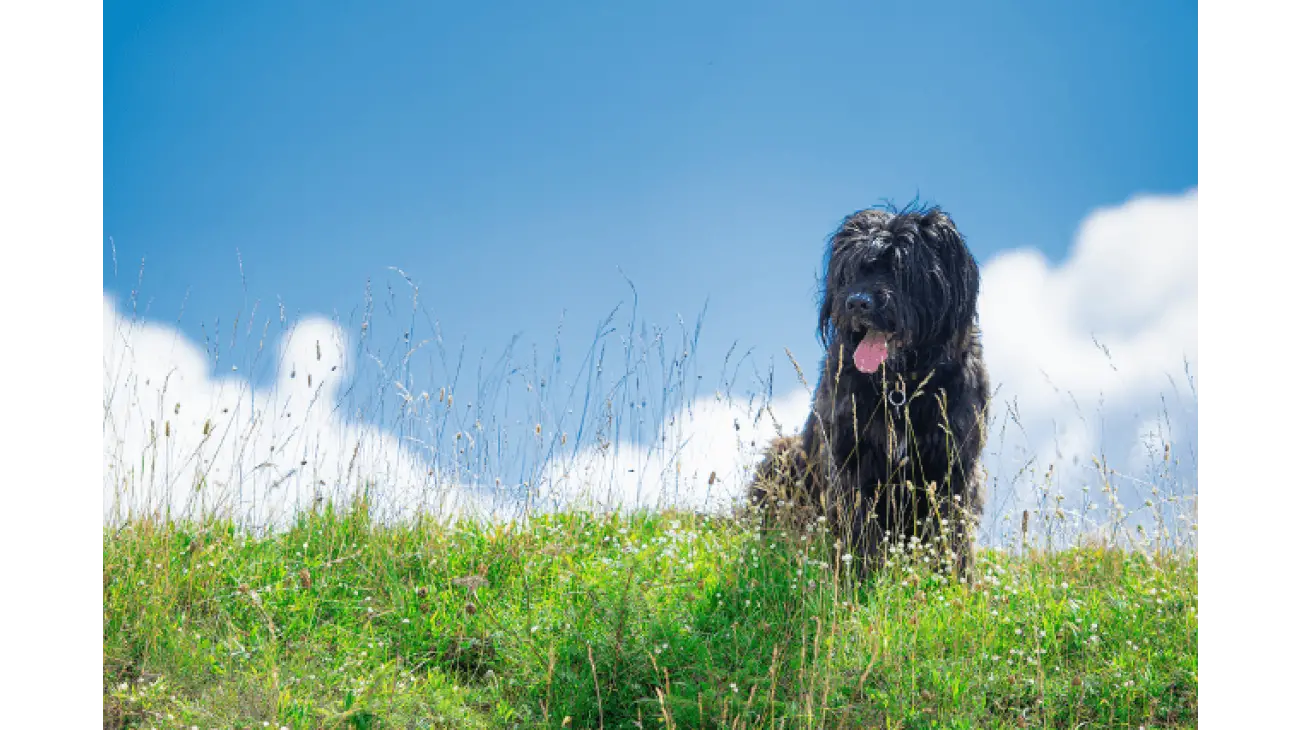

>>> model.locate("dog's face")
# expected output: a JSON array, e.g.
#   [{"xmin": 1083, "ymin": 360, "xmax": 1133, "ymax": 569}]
[{"xmin": 818, "ymin": 206, "xmax": 979, "ymax": 374}]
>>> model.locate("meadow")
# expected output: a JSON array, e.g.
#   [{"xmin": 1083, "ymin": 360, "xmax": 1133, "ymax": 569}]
[{"xmin": 103, "ymin": 283, "xmax": 1197, "ymax": 728}]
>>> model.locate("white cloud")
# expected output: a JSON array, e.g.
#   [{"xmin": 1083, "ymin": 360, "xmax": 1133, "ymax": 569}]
[
  {"xmin": 103, "ymin": 190, "xmax": 1196, "ymax": 534},
  {"xmin": 977, "ymin": 189, "xmax": 1197, "ymax": 519},
  {"xmin": 102, "ymin": 296, "xmax": 478, "ymax": 526},
  {"xmin": 536, "ymin": 389, "xmax": 810, "ymax": 513}
]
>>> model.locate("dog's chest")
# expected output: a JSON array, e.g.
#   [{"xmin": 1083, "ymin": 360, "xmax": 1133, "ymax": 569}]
[{"xmin": 829, "ymin": 389, "xmax": 948, "ymax": 469}]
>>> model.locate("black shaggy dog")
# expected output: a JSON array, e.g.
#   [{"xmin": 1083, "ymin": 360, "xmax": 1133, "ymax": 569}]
[{"xmin": 750, "ymin": 204, "xmax": 990, "ymax": 577}]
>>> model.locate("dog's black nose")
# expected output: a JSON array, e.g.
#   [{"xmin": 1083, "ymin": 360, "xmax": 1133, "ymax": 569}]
[{"xmin": 846, "ymin": 293, "xmax": 873, "ymax": 316}]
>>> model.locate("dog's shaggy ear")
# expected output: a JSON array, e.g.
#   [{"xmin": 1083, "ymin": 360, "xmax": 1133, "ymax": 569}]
[
  {"xmin": 816, "ymin": 225, "xmax": 844, "ymax": 348},
  {"xmin": 920, "ymin": 209, "xmax": 980, "ymax": 333},
  {"xmin": 816, "ymin": 283, "xmax": 837, "ymax": 345},
  {"xmin": 817, "ymin": 267, "xmax": 835, "ymax": 347}
]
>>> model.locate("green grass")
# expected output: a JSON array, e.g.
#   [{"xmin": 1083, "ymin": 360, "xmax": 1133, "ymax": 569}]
[{"xmin": 104, "ymin": 501, "xmax": 1196, "ymax": 729}]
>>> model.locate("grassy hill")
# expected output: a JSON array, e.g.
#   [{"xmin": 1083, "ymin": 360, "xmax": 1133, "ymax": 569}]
[{"xmin": 103, "ymin": 502, "xmax": 1196, "ymax": 729}]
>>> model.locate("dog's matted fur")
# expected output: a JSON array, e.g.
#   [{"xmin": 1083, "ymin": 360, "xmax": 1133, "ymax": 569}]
[{"xmin": 750, "ymin": 204, "xmax": 990, "ymax": 576}]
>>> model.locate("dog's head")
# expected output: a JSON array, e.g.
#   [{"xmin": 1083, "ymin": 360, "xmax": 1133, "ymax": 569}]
[{"xmin": 817, "ymin": 204, "xmax": 979, "ymax": 374}]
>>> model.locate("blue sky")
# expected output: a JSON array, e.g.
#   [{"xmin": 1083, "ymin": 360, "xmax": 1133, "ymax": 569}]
[
  {"xmin": 101, "ymin": 0, "xmax": 1196, "ymax": 384},
  {"xmin": 104, "ymin": 0, "xmax": 1195, "ymax": 410}
]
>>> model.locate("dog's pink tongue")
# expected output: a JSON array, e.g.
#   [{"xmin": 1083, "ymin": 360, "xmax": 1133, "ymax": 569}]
[{"xmin": 853, "ymin": 335, "xmax": 889, "ymax": 373}]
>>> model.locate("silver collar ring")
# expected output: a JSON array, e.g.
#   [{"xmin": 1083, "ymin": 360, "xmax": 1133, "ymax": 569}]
[{"xmin": 888, "ymin": 387, "xmax": 906, "ymax": 408}]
